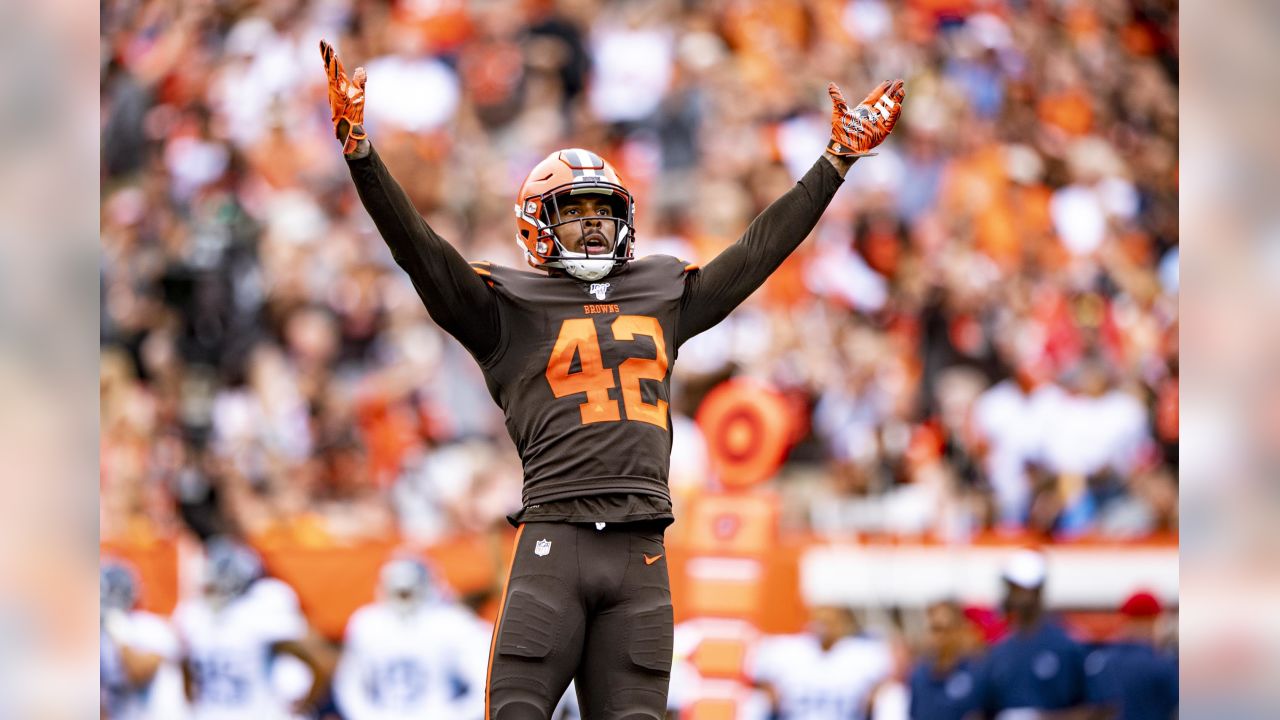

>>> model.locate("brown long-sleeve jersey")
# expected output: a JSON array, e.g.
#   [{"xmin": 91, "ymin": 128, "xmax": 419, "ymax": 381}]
[{"xmin": 346, "ymin": 146, "xmax": 845, "ymax": 520}]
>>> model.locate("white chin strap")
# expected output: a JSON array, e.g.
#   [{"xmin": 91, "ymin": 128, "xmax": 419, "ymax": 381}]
[{"xmin": 560, "ymin": 254, "xmax": 615, "ymax": 281}]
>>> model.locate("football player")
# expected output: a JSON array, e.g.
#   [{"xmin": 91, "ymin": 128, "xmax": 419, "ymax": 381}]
[
  {"xmin": 320, "ymin": 39, "xmax": 904, "ymax": 719},
  {"xmin": 334, "ymin": 556, "xmax": 491, "ymax": 719},
  {"xmin": 750, "ymin": 605, "xmax": 894, "ymax": 720},
  {"xmin": 100, "ymin": 560, "xmax": 187, "ymax": 719},
  {"xmin": 172, "ymin": 537, "xmax": 326, "ymax": 720},
  {"xmin": 551, "ymin": 681, "xmax": 581, "ymax": 720}
]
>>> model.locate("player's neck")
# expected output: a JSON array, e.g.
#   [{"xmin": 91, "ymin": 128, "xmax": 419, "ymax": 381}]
[
  {"xmin": 933, "ymin": 647, "xmax": 963, "ymax": 673},
  {"xmin": 1009, "ymin": 611, "xmax": 1043, "ymax": 633}
]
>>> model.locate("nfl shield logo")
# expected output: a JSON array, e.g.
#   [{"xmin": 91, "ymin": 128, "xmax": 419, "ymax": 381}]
[
  {"xmin": 534, "ymin": 539, "xmax": 552, "ymax": 557},
  {"xmin": 588, "ymin": 282, "xmax": 610, "ymax": 300}
]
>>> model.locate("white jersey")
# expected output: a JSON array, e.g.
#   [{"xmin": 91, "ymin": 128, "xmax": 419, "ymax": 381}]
[
  {"xmin": 100, "ymin": 610, "xmax": 187, "ymax": 720},
  {"xmin": 750, "ymin": 634, "xmax": 893, "ymax": 720},
  {"xmin": 552, "ymin": 680, "xmax": 580, "ymax": 719},
  {"xmin": 334, "ymin": 601, "xmax": 491, "ymax": 720},
  {"xmin": 173, "ymin": 578, "xmax": 308, "ymax": 720}
]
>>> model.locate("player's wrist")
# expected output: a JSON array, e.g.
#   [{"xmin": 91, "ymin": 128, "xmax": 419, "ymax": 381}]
[
  {"xmin": 344, "ymin": 130, "xmax": 370, "ymax": 159},
  {"xmin": 822, "ymin": 150, "xmax": 858, "ymax": 177},
  {"xmin": 825, "ymin": 138, "xmax": 875, "ymax": 157}
]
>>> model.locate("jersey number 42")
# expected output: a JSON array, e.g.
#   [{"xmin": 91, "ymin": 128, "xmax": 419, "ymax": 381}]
[{"xmin": 545, "ymin": 316, "xmax": 668, "ymax": 430}]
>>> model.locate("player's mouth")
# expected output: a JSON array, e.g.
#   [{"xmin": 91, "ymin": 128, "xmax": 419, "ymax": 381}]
[{"xmin": 583, "ymin": 235, "xmax": 608, "ymax": 253}]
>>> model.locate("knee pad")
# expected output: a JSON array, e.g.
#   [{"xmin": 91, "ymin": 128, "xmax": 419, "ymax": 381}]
[
  {"xmin": 492, "ymin": 700, "xmax": 550, "ymax": 720},
  {"xmin": 489, "ymin": 676, "xmax": 556, "ymax": 720},
  {"xmin": 610, "ymin": 686, "xmax": 670, "ymax": 719}
]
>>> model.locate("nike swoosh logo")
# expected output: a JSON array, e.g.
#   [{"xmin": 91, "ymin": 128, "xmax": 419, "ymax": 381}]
[{"xmin": 644, "ymin": 554, "xmax": 663, "ymax": 565}]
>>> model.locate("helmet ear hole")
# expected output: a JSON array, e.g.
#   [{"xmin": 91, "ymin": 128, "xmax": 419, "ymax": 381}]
[{"xmin": 520, "ymin": 229, "xmax": 529, "ymax": 239}]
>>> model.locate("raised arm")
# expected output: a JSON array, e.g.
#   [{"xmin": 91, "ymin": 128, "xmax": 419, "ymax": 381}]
[
  {"xmin": 321, "ymin": 40, "xmax": 500, "ymax": 361},
  {"xmin": 675, "ymin": 155, "xmax": 848, "ymax": 346},
  {"xmin": 677, "ymin": 80, "xmax": 905, "ymax": 346}
]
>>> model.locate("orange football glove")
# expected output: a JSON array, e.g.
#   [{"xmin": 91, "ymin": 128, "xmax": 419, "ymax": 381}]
[
  {"xmin": 320, "ymin": 40, "xmax": 367, "ymax": 155},
  {"xmin": 826, "ymin": 79, "xmax": 906, "ymax": 157}
]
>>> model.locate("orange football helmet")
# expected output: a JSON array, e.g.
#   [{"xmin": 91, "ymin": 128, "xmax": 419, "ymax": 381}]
[{"xmin": 514, "ymin": 148, "xmax": 635, "ymax": 281}]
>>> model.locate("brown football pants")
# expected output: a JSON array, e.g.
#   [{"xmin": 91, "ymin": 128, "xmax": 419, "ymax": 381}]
[{"xmin": 485, "ymin": 521, "xmax": 674, "ymax": 719}]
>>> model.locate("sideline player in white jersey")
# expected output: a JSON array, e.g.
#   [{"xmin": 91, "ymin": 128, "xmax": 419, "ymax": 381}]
[
  {"xmin": 334, "ymin": 557, "xmax": 491, "ymax": 720},
  {"xmin": 750, "ymin": 605, "xmax": 894, "ymax": 720},
  {"xmin": 552, "ymin": 681, "xmax": 582, "ymax": 720},
  {"xmin": 172, "ymin": 537, "xmax": 325, "ymax": 720},
  {"xmin": 100, "ymin": 560, "xmax": 187, "ymax": 719}
]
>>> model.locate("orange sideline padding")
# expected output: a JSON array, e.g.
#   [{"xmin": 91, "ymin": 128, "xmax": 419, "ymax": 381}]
[
  {"xmin": 665, "ymin": 540, "xmax": 807, "ymax": 634},
  {"xmin": 680, "ymin": 492, "xmax": 779, "ymax": 556},
  {"xmin": 684, "ymin": 698, "xmax": 740, "ymax": 720},
  {"xmin": 258, "ymin": 541, "xmax": 398, "ymax": 640},
  {"xmin": 101, "ymin": 539, "xmax": 180, "ymax": 616},
  {"xmin": 691, "ymin": 637, "xmax": 751, "ymax": 680}
]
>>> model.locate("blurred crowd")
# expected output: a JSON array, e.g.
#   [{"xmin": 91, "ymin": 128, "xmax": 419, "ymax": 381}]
[{"xmin": 100, "ymin": 0, "xmax": 1179, "ymax": 547}]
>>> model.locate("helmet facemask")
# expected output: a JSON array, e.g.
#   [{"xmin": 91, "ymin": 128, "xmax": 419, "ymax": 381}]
[
  {"xmin": 201, "ymin": 537, "xmax": 263, "ymax": 610},
  {"xmin": 380, "ymin": 558, "xmax": 432, "ymax": 620},
  {"xmin": 100, "ymin": 563, "xmax": 138, "ymax": 616}
]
